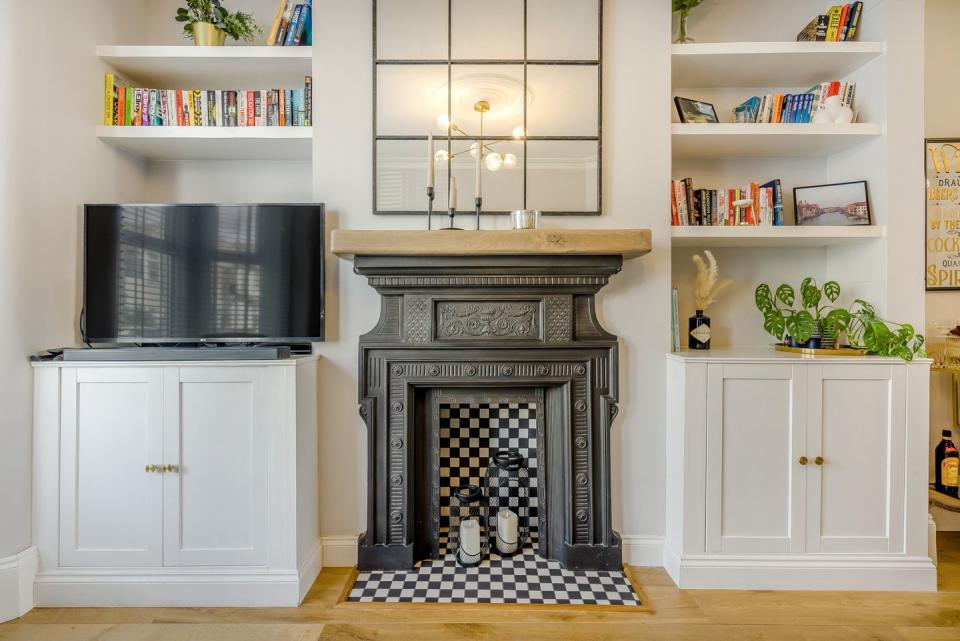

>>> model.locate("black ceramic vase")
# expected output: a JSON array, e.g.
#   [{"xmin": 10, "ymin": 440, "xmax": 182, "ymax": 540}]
[{"xmin": 688, "ymin": 310, "xmax": 711, "ymax": 350}]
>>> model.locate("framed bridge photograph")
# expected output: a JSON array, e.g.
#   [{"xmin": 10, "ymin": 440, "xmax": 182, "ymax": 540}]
[{"xmin": 793, "ymin": 180, "xmax": 871, "ymax": 227}]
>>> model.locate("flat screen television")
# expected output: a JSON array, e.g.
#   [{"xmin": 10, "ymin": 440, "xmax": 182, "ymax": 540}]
[{"xmin": 84, "ymin": 203, "xmax": 325, "ymax": 344}]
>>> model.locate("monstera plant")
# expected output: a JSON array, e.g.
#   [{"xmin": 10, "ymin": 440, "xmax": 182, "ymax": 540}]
[{"xmin": 754, "ymin": 278, "xmax": 926, "ymax": 361}]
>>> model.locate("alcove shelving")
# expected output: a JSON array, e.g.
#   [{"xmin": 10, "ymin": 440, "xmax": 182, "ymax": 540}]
[
  {"xmin": 96, "ymin": 44, "xmax": 313, "ymax": 162},
  {"xmin": 670, "ymin": 2, "xmax": 891, "ymax": 349}
]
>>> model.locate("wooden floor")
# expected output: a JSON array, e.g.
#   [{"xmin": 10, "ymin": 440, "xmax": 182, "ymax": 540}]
[{"xmin": 4, "ymin": 533, "xmax": 960, "ymax": 641}]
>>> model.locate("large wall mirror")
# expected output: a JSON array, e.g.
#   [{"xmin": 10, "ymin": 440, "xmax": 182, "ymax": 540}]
[{"xmin": 374, "ymin": 0, "xmax": 602, "ymax": 216}]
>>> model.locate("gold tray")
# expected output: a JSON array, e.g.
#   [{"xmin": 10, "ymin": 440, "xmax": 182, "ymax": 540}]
[{"xmin": 774, "ymin": 344, "xmax": 866, "ymax": 356}]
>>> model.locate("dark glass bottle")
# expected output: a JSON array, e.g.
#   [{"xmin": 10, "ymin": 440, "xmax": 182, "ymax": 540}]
[
  {"xmin": 935, "ymin": 429, "xmax": 960, "ymax": 498},
  {"xmin": 688, "ymin": 310, "xmax": 711, "ymax": 350}
]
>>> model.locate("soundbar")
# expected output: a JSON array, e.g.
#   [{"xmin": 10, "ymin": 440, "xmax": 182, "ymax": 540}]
[{"xmin": 59, "ymin": 346, "xmax": 292, "ymax": 361}]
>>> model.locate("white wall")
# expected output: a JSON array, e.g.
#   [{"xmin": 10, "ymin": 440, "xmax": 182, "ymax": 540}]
[
  {"xmin": 0, "ymin": 0, "xmax": 148, "ymax": 618},
  {"xmin": 926, "ymin": 0, "xmax": 960, "ymax": 530},
  {"xmin": 312, "ymin": 0, "xmax": 673, "ymax": 547}
]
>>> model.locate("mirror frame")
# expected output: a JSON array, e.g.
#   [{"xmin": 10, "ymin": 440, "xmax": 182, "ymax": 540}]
[{"xmin": 372, "ymin": 0, "xmax": 603, "ymax": 217}]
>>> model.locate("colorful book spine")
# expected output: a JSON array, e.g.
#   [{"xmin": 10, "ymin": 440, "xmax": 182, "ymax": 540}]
[
  {"xmin": 304, "ymin": 76, "xmax": 312, "ymax": 126},
  {"xmin": 284, "ymin": 4, "xmax": 303, "ymax": 46},
  {"xmin": 846, "ymin": 1, "xmax": 863, "ymax": 40},
  {"xmin": 826, "ymin": 5, "xmax": 843, "ymax": 41},
  {"xmin": 294, "ymin": 0, "xmax": 311, "ymax": 45},
  {"xmin": 836, "ymin": 4, "xmax": 851, "ymax": 41}
]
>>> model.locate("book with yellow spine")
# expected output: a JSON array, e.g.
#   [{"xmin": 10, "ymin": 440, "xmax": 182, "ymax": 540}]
[{"xmin": 825, "ymin": 6, "xmax": 843, "ymax": 41}]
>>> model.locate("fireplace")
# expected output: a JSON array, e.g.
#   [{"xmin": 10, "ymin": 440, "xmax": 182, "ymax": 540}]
[{"xmin": 351, "ymin": 252, "xmax": 629, "ymax": 572}]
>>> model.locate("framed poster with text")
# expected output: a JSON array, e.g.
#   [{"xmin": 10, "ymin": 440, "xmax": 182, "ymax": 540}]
[{"xmin": 926, "ymin": 139, "xmax": 960, "ymax": 290}]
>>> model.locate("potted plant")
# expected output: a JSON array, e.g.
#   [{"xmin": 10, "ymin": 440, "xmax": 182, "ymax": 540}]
[
  {"xmin": 176, "ymin": 0, "xmax": 262, "ymax": 46},
  {"xmin": 672, "ymin": 0, "xmax": 703, "ymax": 44},
  {"xmin": 755, "ymin": 280, "xmax": 926, "ymax": 361}
]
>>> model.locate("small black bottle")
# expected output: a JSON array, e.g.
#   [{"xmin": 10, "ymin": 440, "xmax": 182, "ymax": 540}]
[
  {"xmin": 688, "ymin": 310, "xmax": 711, "ymax": 350},
  {"xmin": 935, "ymin": 429, "xmax": 959, "ymax": 498}
]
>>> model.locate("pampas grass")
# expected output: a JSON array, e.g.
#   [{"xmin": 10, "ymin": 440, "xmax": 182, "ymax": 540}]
[{"xmin": 692, "ymin": 250, "xmax": 732, "ymax": 311}]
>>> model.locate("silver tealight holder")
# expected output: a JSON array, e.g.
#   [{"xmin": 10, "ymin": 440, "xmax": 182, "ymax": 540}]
[{"xmin": 510, "ymin": 209, "xmax": 540, "ymax": 230}]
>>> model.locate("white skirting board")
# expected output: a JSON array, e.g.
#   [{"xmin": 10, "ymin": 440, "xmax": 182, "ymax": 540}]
[
  {"xmin": 0, "ymin": 546, "xmax": 37, "ymax": 622},
  {"xmin": 320, "ymin": 535, "xmax": 666, "ymax": 568},
  {"xmin": 663, "ymin": 544, "xmax": 938, "ymax": 591},
  {"xmin": 33, "ymin": 539, "xmax": 323, "ymax": 608}
]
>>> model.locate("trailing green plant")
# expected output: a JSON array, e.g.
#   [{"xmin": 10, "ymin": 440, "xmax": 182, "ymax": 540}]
[
  {"xmin": 176, "ymin": 0, "xmax": 262, "ymax": 42},
  {"xmin": 754, "ymin": 279, "xmax": 926, "ymax": 361}
]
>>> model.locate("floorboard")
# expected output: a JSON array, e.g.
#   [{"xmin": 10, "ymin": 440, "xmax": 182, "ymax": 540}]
[{"xmin": 4, "ymin": 533, "xmax": 960, "ymax": 640}]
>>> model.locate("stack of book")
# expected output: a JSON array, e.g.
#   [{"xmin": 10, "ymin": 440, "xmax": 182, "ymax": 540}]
[
  {"xmin": 267, "ymin": 0, "xmax": 312, "ymax": 46},
  {"xmin": 671, "ymin": 178, "xmax": 784, "ymax": 227},
  {"xmin": 797, "ymin": 3, "xmax": 863, "ymax": 41},
  {"xmin": 103, "ymin": 75, "xmax": 313, "ymax": 127},
  {"xmin": 734, "ymin": 81, "xmax": 856, "ymax": 124}
]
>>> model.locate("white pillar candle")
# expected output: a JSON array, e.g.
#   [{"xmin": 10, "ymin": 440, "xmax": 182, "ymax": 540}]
[
  {"xmin": 458, "ymin": 518, "xmax": 481, "ymax": 565},
  {"xmin": 448, "ymin": 176, "xmax": 458, "ymax": 211},
  {"xmin": 426, "ymin": 133, "xmax": 434, "ymax": 189},
  {"xmin": 496, "ymin": 508, "xmax": 519, "ymax": 555}
]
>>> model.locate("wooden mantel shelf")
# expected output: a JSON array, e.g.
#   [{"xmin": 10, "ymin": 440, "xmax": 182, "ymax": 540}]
[{"xmin": 331, "ymin": 229, "xmax": 652, "ymax": 260}]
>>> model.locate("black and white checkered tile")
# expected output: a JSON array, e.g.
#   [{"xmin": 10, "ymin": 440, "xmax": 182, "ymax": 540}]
[
  {"xmin": 347, "ymin": 548, "xmax": 641, "ymax": 606},
  {"xmin": 438, "ymin": 401, "xmax": 538, "ymax": 555}
]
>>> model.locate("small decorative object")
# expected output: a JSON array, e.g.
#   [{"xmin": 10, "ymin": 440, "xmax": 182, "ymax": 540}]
[
  {"xmin": 176, "ymin": 0, "xmax": 262, "ymax": 45},
  {"xmin": 672, "ymin": 0, "xmax": 703, "ymax": 44},
  {"xmin": 926, "ymin": 140, "xmax": 960, "ymax": 290},
  {"xmin": 426, "ymin": 133, "xmax": 435, "ymax": 230},
  {"xmin": 812, "ymin": 93, "xmax": 855, "ymax": 124},
  {"xmin": 449, "ymin": 484, "xmax": 488, "ymax": 566},
  {"xmin": 755, "ymin": 279, "xmax": 926, "ymax": 361},
  {"xmin": 674, "ymin": 96, "xmax": 719, "ymax": 124},
  {"xmin": 485, "ymin": 449, "xmax": 530, "ymax": 556},
  {"xmin": 689, "ymin": 250, "xmax": 732, "ymax": 350},
  {"xmin": 794, "ymin": 181, "xmax": 871, "ymax": 226},
  {"xmin": 510, "ymin": 209, "xmax": 540, "ymax": 230}
]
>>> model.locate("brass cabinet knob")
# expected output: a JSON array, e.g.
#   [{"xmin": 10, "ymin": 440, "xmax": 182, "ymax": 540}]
[
  {"xmin": 145, "ymin": 464, "xmax": 159, "ymax": 473},
  {"xmin": 161, "ymin": 464, "xmax": 179, "ymax": 473},
  {"xmin": 814, "ymin": 456, "xmax": 824, "ymax": 466},
  {"xmin": 798, "ymin": 456, "xmax": 808, "ymax": 466}
]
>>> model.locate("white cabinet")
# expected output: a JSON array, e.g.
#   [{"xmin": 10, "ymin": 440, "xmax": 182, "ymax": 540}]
[
  {"xmin": 59, "ymin": 368, "xmax": 164, "ymax": 568},
  {"xmin": 665, "ymin": 350, "xmax": 935, "ymax": 591},
  {"xmin": 705, "ymin": 364, "xmax": 806, "ymax": 555},
  {"xmin": 33, "ymin": 357, "xmax": 321, "ymax": 607}
]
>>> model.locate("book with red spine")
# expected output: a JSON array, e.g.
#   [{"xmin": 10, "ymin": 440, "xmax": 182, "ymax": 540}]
[{"xmin": 246, "ymin": 91, "xmax": 255, "ymax": 126}]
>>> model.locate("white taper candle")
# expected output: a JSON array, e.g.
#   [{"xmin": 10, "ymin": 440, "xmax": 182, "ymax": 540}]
[
  {"xmin": 475, "ymin": 141, "xmax": 482, "ymax": 200},
  {"xmin": 427, "ymin": 133, "xmax": 434, "ymax": 189},
  {"xmin": 496, "ymin": 509, "xmax": 519, "ymax": 554},
  {"xmin": 448, "ymin": 176, "xmax": 458, "ymax": 210}
]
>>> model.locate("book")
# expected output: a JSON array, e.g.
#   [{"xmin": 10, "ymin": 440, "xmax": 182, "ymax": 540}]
[
  {"xmin": 115, "ymin": 85, "xmax": 125, "ymax": 125},
  {"xmin": 815, "ymin": 14, "xmax": 829, "ymax": 40},
  {"xmin": 825, "ymin": 5, "xmax": 843, "ymax": 41},
  {"xmin": 305, "ymin": 75, "xmax": 312, "ymax": 126},
  {"xmin": 761, "ymin": 179, "xmax": 784, "ymax": 226},
  {"xmin": 267, "ymin": 0, "xmax": 289, "ymax": 45},
  {"xmin": 246, "ymin": 91, "xmax": 255, "ymax": 126},
  {"xmin": 796, "ymin": 16, "xmax": 820, "ymax": 41},
  {"xmin": 836, "ymin": 4, "xmax": 851, "ymax": 41},
  {"xmin": 159, "ymin": 89, "xmax": 169, "ymax": 126},
  {"xmin": 671, "ymin": 287, "xmax": 681, "ymax": 352},
  {"xmin": 284, "ymin": 4, "xmax": 303, "ymax": 46},
  {"xmin": 104, "ymin": 73, "xmax": 128, "ymax": 125},
  {"xmin": 294, "ymin": 0, "xmax": 311, "ymax": 45},
  {"xmin": 275, "ymin": 1, "xmax": 296, "ymax": 45},
  {"xmin": 846, "ymin": 1, "xmax": 863, "ymax": 40}
]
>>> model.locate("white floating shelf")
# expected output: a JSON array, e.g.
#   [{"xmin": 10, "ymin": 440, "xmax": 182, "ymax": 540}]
[
  {"xmin": 96, "ymin": 45, "xmax": 312, "ymax": 89},
  {"xmin": 671, "ymin": 225, "xmax": 885, "ymax": 248},
  {"xmin": 672, "ymin": 41, "xmax": 884, "ymax": 88},
  {"xmin": 672, "ymin": 123, "xmax": 882, "ymax": 159},
  {"xmin": 96, "ymin": 126, "xmax": 313, "ymax": 161}
]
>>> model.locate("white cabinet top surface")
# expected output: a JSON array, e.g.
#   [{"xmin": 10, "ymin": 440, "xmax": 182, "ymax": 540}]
[
  {"xmin": 31, "ymin": 353, "xmax": 320, "ymax": 368},
  {"xmin": 666, "ymin": 347, "xmax": 931, "ymax": 366}
]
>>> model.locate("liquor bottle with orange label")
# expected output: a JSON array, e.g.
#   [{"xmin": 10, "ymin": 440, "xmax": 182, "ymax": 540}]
[{"xmin": 935, "ymin": 429, "xmax": 959, "ymax": 498}]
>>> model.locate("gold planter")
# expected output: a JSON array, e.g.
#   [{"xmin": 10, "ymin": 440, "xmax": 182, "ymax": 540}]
[{"xmin": 192, "ymin": 22, "xmax": 226, "ymax": 46}]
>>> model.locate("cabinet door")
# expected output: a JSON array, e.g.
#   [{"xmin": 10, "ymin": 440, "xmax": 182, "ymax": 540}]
[
  {"xmin": 705, "ymin": 364, "xmax": 806, "ymax": 554},
  {"xmin": 806, "ymin": 364, "xmax": 905, "ymax": 554},
  {"xmin": 162, "ymin": 367, "xmax": 270, "ymax": 566},
  {"xmin": 59, "ymin": 368, "xmax": 164, "ymax": 567}
]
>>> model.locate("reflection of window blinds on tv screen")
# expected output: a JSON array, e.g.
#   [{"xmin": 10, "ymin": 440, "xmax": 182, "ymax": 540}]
[{"xmin": 83, "ymin": 204, "xmax": 325, "ymax": 343}]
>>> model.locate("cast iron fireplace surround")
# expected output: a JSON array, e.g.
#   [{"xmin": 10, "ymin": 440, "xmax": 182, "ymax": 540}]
[{"xmin": 355, "ymin": 254, "xmax": 624, "ymax": 571}]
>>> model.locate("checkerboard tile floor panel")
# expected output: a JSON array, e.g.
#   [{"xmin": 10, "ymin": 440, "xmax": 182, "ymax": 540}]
[
  {"xmin": 347, "ymin": 549, "xmax": 641, "ymax": 606},
  {"xmin": 438, "ymin": 402, "xmax": 538, "ymax": 555}
]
